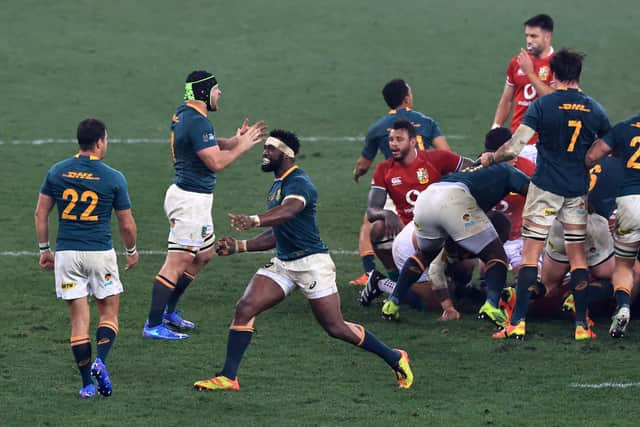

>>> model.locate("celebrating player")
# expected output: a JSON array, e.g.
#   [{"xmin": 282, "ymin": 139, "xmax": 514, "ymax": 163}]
[
  {"xmin": 35, "ymin": 118, "xmax": 138, "ymax": 398},
  {"xmin": 143, "ymin": 70, "xmax": 266, "ymax": 340},
  {"xmin": 193, "ymin": 130, "xmax": 413, "ymax": 391}
]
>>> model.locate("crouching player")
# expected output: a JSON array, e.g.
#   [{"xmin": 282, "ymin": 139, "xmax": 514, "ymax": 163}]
[
  {"xmin": 193, "ymin": 130, "xmax": 413, "ymax": 391},
  {"xmin": 35, "ymin": 119, "xmax": 138, "ymax": 398}
]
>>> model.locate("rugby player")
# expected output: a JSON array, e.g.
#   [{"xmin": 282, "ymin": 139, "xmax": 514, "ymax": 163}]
[
  {"xmin": 193, "ymin": 130, "xmax": 413, "ymax": 391},
  {"xmin": 491, "ymin": 14, "xmax": 556, "ymax": 163},
  {"xmin": 486, "ymin": 49, "xmax": 611, "ymax": 340},
  {"xmin": 35, "ymin": 118, "xmax": 138, "ymax": 398},
  {"xmin": 143, "ymin": 70, "xmax": 266, "ymax": 340},
  {"xmin": 350, "ymin": 79, "xmax": 450, "ymax": 285}
]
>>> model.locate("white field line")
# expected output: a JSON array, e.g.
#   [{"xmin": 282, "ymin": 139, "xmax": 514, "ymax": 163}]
[
  {"xmin": 0, "ymin": 135, "xmax": 467, "ymax": 145},
  {"xmin": 0, "ymin": 249, "xmax": 359, "ymax": 257},
  {"xmin": 569, "ymin": 382, "xmax": 640, "ymax": 389}
]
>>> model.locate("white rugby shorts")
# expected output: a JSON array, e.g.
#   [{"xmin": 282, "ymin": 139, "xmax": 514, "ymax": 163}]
[
  {"xmin": 256, "ymin": 253, "xmax": 338, "ymax": 300},
  {"xmin": 392, "ymin": 222, "xmax": 429, "ymax": 282},
  {"xmin": 54, "ymin": 249, "xmax": 123, "ymax": 300},
  {"xmin": 164, "ymin": 184, "xmax": 214, "ymax": 253}
]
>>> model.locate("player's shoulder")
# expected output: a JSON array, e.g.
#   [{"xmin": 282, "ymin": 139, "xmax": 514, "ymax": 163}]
[{"xmin": 366, "ymin": 113, "xmax": 392, "ymax": 137}]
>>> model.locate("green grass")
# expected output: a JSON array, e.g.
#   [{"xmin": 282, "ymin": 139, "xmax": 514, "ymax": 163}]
[{"xmin": 2, "ymin": 0, "xmax": 640, "ymax": 425}]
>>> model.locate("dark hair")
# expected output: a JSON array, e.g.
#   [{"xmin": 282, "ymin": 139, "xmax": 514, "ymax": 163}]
[
  {"xmin": 550, "ymin": 48, "xmax": 585, "ymax": 83},
  {"xmin": 391, "ymin": 119, "xmax": 417, "ymax": 139},
  {"xmin": 524, "ymin": 14, "xmax": 554, "ymax": 32},
  {"xmin": 484, "ymin": 127, "xmax": 512, "ymax": 152},
  {"xmin": 270, "ymin": 129, "xmax": 300, "ymax": 155},
  {"xmin": 382, "ymin": 79, "xmax": 409, "ymax": 109},
  {"xmin": 77, "ymin": 118, "xmax": 106, "ymax": 150}
]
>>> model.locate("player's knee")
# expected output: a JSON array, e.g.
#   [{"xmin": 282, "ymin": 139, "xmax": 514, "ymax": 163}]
[
  {"xmin": 369, "ymin": 220, "xmax": 386, "ymax": 242},
  {"xmin": 323, "ymin": 322, "xmax": 351, "ymax": 341},
  {"xmin": 478, "ymin": 239, "xmax": 508, "ymax": 265},
  {"xmin": 234, "ymin": 299, "xmax": 258, "ymax": 324}
]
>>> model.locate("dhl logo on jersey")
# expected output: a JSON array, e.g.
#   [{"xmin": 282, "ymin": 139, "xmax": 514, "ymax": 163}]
[
  {"xmin": 62, "ymin": 171, "xmax": 101, "ymax": 180},
  {"xmin": 558, "ymin": 103, "xmax": 591, "ymax": 112}
]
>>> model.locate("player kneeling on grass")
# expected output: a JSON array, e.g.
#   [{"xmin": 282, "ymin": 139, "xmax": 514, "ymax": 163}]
[
  {"xmin": 193, "ymin": 130, "xmax": 413, "ymax": 391},
  {"xmin": 35, "ymin": 119, "xmax": 138, "ymax": 398}
]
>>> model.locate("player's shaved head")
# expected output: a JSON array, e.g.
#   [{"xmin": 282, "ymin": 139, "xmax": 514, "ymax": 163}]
[{"xmin": 77, "ymin": 118, "xmax": 106, "ymax": 151}]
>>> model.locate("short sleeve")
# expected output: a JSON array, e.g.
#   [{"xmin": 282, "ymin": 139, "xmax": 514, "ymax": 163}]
[
  {"xmin": 191, "ymin": 118, "xmax": 217, "ymax": 152},
  {"xmin": 429, "ymin": 150, "xmax": 462, "ymax": 174},
  {"xmin": 371, "ymin": 162, "xmax": 388, "ymax": 190},
  {"xmin": 602, "ymin": 123, "xmax": 621, "ymax": 151},
  {"xmin": 361, "ymin": 127, "xmax": 379, "ymax": 160},
  {"xmin": 521, "ymin": 98, "xmax": 542, "ymax": 131},
  {"xmin": 282, "ymin": 176, "xmax": 313, "ymax": 207},
  {"xmin": 113, "ymin": 172, "xmax": 132, "ymax": 211},
  {"xmin": 39, "ymin": 171, "xmax": 54, "ymax": 196},
  {"xmin": 594, "ymin": 101, "xmax": 612, "ymax": 138}
]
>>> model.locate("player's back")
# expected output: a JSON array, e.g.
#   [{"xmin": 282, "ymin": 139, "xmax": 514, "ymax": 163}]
[
  {"xmin": 603, "ymin": 114, "xmax": 640, "ymax": 198},
  {"xmin": 171, "ymin": 104, "xmax": 217, "ymax": 193},
  {"xmin": 440, "ymin": 163, "xmax": 530, "ymax": 212},
  {"xmin": 363, "ymin": 108, "xmax": 442, "ymax": 160},
  {"xmin": 41, "ymin": 155, "xmax": 131, "ymax": 251},
  {"xmin": 523, "ymin": 88, "xmax": 611, "ymax": 197}
]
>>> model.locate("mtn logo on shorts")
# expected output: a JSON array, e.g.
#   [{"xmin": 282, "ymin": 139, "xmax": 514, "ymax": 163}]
[
  {"xmin": 61, "ymin": 282, "xmax": 76, "ymax": 290},
  {"xmin": 542, "ymin": 208, "xmax": 556, "ymax": 216},
  {"xmin": 391, "ymin": 177, "xmax": 403, "ymax": 186}
]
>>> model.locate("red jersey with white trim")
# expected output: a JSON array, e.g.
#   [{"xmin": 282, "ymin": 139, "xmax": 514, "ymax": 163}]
[
  {"xmin": 505, "ymin": 50, "xmax": 555, "ymax": 144},
  {"xmin": 492, "ymin": 156, "xmax": 536, "ymax": 240},
  {"xmin": 371, "ymin": 150, "xmax": 462, "ymax": 225}
]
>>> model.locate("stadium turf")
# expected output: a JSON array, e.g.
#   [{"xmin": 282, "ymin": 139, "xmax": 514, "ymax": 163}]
[{"xmin": 2, "ymin": 0, "xmax": 640, "ymax": 425}]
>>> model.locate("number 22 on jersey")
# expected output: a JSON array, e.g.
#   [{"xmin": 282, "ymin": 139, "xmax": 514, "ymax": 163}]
[{"xmin": 62, "ymin": 189, "xmax": 99, "ymax": 221}]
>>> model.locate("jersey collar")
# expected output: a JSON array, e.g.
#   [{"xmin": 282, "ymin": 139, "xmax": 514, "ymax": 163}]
[
  {"xmin": 74, "ymin": 153, "xmax": 100, "ymax": 160},
  {"xmin": 275, "ymin": 165, "xmax": 298, "ymax": 181},
  {"xmin": 185, "ymin": 101, "xmax": 208, "ymax": 117},
  {"xmin": 388, "ymin": 107, "xmax": 411, "ymax": 115}
]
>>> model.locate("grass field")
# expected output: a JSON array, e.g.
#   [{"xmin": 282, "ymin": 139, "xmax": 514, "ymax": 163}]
[{"xmin": 3, "ymin": 0, "xmax": 640, "ymax": 426}]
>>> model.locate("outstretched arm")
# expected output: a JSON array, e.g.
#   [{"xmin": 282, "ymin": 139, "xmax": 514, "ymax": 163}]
[
  {"xmin": 229, "ymin": 197, "xmax": 305, "ymax": 232},
  {"xmin": 216, "ymin": 229, "xmax": 276, "ymax": 256}
]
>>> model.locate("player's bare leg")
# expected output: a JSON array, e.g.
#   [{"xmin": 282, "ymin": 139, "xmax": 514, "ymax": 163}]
[
  {"xmin": 610, "ymin": 256, "xmax": 635, "ymax": 337},
  {"xmin": 194, "ymin": 275, "xmax": 286, "ymax": 390},
  {"xmin": 309, "ymin": 292, "xmax": 413, "ymax": 388},
  {"xmin": 164, "ymin": 245, "xmax": 216, "ymax": 329}
]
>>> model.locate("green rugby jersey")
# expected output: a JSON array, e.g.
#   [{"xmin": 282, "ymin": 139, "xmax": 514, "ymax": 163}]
[
  {"xmin": 267, "ymin": 166, "xmax": 328, "ymax": 261},
  {"xmin": 40, "ymin": 154, "xmax": 131, "ymax": 251},
  {"xmin": 602, "ymin": 114, "xmax": 640, "ymax": 198},
  {"xmin": 170, "ymin": 103, "xmax": 217, "ymax": 193}
]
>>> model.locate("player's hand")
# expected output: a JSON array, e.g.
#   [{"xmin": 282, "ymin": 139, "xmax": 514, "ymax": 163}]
[
  {"xmin": 479, "ymin": 152, "xmax": 495, "ymax": 167},
  {"xmin": 438, "ymin": 307, "xmax": 461, "ymax": 321},
  {"xmin": 125, "ymin": 252, "xmax": 139, "ymax": 271},
  {"xmin": 517, "ymin": 48, "xmax": 534, "ymax": 75},
  {"xmin": 235, "ymin": 118, "xmax": 249, "ymax": 137},
  {"xmin": 39, "ymin": 251, "xmax": 54, "ymax": 271},
  {"xmin": 215, "ymin": 236, "xmax": 237, "ymax": 256},
  {"xmin": 383, "ymin": 211, "xmax": 403, "ymax": 239},
  {"xmin": 237, "ymin": 120, "xmax": 268, "ymax": 147},
  {"xmin": 229, "ymin": 213, "xmax": 259, "ymax": 232}
]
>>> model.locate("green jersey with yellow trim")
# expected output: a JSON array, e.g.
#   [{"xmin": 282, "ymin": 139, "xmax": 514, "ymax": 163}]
[
  {"xmin": 602, "ymin": 114, "xmax": 640, "ymax": 198},
  {"xmin": 171, "ymin": 103, "xmax": 217, "ymax": 193},
  {"xmin": 267, "ymin": 166, "xmax": 328, "ymax": 261},
  {"xmin": 40, "ymin": 155, "xmax": 131, "ymax": 251},
  {"xmin": 522, "ymin": 88, "xmax": 610, "ymax": 197},
  {"xmin": 362, "ymin": 108, "xmax": 442, "ymax": 160}
]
